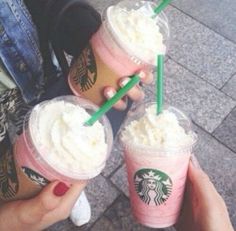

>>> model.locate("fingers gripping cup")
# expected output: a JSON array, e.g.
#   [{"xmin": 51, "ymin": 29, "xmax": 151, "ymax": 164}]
[
  {"xmin": 68, "ymin": 0, "xmax": 169, "ymax": 105},
  {"xmin": 5, "ymin": 96, "xmax": 113, "ymax": 201},
  {"xmin": 120, "ymin": 103, "xmax": 197, "ymax": 228}
]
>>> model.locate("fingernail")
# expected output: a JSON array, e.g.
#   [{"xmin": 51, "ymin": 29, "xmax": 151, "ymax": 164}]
[
  {"xmin": 191, "ymin": 155, "xmax": 201, "ymax": 169},
  {"xmin": 53, "ymin": 182, "xmax": 69, "ymax": 197},
  {"xmin": 139, "ymin": 71, "xmax": 145, "ymax": 79},
  {"xmin": 120, "ymin": 78, "xmax": 131, "ymax": 87},
  {"xmin": 106, "ymin": 90, "xmax": 115, "ymax": 99}
]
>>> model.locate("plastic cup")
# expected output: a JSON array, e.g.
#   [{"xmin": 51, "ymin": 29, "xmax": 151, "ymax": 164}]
[
  {"xmin": 3, "ymin": 96, "xmax": 113, "ymax": 201},
  {"xmin": 68, "ymin": 0, "xmax": 169, "ymax": 105},
  {"xmin": 120, "ymin": 103, "xmax": 197, "ymax": 228}
]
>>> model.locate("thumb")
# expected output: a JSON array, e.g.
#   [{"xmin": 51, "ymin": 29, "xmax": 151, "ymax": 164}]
[
  {"xmin": 188, "ymin": 157, "xmax": 224, "ymax": 207},
  {"xmin": 188, "ymin": 158, "xmax": 234, "ymax": 231},
  {"xmin": 17, "ymin": 181, "xmax": 68, "ymax": 225}
]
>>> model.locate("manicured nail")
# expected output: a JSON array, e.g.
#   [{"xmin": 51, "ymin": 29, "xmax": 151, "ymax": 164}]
[
  {"xmin": 191, "ymin": 155, "xmax": 201, "ymax": 169},
  {"xmin": 139, "ymin": 71, "xmax": 146, "ymax": 79},
  {"xmin": 120, "ymin": 78, "xmax": 131, "ymax": 87},
  {"xmin": 53, "ymin": 182, "xmax": 69, "ymax": 197},
  {"xmin": 106, "ymin": 89, "xmax": 115, "ymax": 99}
]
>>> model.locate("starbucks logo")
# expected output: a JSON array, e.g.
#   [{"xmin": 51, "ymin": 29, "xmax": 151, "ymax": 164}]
[
  {"xmin": 72, "ymin": 45, "xmax": 97, "ymax": 92},
  {"xmin": 22, "ymin": 167, "xmax": 49, "ymax": 186},
  {"xmin": 134, "ymin": 169, "xmax": 172, "ymax": 206}
]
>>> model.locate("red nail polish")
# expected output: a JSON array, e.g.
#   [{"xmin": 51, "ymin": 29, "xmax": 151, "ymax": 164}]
[{"xmin": 53, "ymin": 182, "xmax": 69, "ymax": 197}]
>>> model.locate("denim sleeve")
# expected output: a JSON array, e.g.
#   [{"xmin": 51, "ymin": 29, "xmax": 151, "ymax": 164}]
[
  {"xmin": 0, "ymin": 0, "xmax": 45, "ymax": 103},
  {"xmin": 24, "ymin": 0, "xmax": 102, "ymax": 57}
]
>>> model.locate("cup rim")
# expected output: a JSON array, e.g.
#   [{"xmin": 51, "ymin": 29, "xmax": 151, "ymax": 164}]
[
  {"xmin": 24, "ymin": 95, "xmax": 113, "ymax": 180},
  {"xmin": 119, "ymin": 103, "xmax": 197, "ymax": 156},
  {"xmin": 104, "ymin": 0, "xmax": 170, "ymax": 67}
]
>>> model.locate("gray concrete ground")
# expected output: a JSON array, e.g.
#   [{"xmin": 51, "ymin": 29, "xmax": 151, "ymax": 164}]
[{"xmin": 46, "ymin": 0, "xmax": 236, "ymax": 230}]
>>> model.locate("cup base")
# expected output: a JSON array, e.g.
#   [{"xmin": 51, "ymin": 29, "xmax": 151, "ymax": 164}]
[
  {"xmin": 134, "ymin": 215, "xmax": 176, "ymax": 229},
  {"xmin": 132, "ymin": 209, "xmax": 178, "ymax": 229}
]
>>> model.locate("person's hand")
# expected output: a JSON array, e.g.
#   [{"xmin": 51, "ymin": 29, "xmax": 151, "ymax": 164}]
[
  {"xmin": 176, "ymin": 156, "xmax": 234, "ymax": 231},
  {"xmin": 104, "ymin": 70, "xmax": 153, "ymax": 110},
  {"xmin": 0, "ymin": 181, "xmax": 87, "ymax": 231}
]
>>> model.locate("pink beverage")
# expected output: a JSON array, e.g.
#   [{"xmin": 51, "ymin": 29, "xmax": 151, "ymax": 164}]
[
  {"xmin": 10, "ymin": 96, "xmax": 113, "ymax": 201},
  {"xmin": 68, "ymin": 0, "xmax": 169, "ymax": 105},
  {"xmin": 120, "ymin": 103, "xmax": 197, "ymax": 228}
]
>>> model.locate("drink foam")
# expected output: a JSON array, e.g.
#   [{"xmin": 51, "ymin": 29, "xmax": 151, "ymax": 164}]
[
  {"xmin": 121, "ymin": 105, "xmax": 194, "ymax": 149},
  {"xmin": 30, "ymin": 101, "xmax": 108, "ymax": 174}
]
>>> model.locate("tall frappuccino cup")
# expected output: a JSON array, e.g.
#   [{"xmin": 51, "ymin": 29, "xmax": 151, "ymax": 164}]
[
  {"xmin": 0, "ymin": 96, "xmax": 113, "ymax": 203},
  {"xmin": 68, "ymin": 0, "xmax": 169, "ymax": 105},
  {"xmin": 120, "ymin": 103, "xmax": 197, "ymax": 228}
]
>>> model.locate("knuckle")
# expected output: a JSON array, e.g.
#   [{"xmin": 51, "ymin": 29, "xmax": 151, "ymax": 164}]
[
  {"xmin": 38, "ymin": 194, "xmax": 54, "ymax": 211},
  {"xmin": 18, "ymin": 212, "xmax": 35, "ymax": 225}
]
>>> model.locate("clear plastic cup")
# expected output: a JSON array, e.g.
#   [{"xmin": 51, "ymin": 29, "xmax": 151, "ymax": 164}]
[
  {"xmin": 120, "ymin": 103, "xmax": 197, "ymax": 228},
  {"xmin": 14, "ymin": 96, "xmax": 113, "ymax": 186},
  {"xmin": 103, "ymin": 0, "xmax": 170, "ymax": 68},
  {"xmin": 68, "ymin": 0, "xmax": 169, "ymax": 105}
]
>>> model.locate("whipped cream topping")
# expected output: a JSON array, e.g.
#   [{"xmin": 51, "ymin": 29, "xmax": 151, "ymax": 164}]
[
  {"xmin": 30, "ymin": 101, "xmax": 107, "ymax": 174},
  {"xmin": 121, "ymin": 105, "xmax": 193, "ymax": 149},
  {"xmin": 108, "ymin": 5, "xmax": 167, "ymax": 65}
]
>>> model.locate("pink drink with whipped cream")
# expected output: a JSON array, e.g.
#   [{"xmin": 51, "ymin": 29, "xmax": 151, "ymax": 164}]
[
  {"xmin": 120, "ymin": 103, "xmax": 196, "ymax": 228},
  {"xmin": 11, "ymin": 96, "xmax": 112, "ymax": 200},
  {"xmin": 68, "ymin": 0, "xmax": 169, "ymax": 105}
]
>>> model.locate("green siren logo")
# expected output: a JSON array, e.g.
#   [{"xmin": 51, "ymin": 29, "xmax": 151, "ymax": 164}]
[
  {"xmin": 72, "ymin": 45, "xmax": 97, "ymax": 92},
  {"xmin": 134, "ymin": 169, "xmax": 172, "ymax": 206}
]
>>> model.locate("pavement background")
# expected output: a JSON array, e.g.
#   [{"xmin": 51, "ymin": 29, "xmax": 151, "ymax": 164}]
[{"xmin": 46, "ymin": 0, "xmax": 236, "ymax": 230}]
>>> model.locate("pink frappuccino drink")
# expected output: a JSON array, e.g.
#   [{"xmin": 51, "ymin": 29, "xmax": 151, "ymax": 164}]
[
  {"xmin": 9, "ymin": 96, "xmax": 113, "ymax": 201},
  {"xmin": 68, "ymin": 0, "xmax": 169, "ymax": 105},
  {"xmin": 120, "ymin": 103, "xmax": 196, "ymax": 228}
]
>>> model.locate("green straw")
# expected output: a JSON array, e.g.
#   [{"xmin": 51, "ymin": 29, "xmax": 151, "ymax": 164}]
[
  {"xmin": 157, "ymin": 55, "xmax": 164, "ymax": 114},
  {"xmin": 85, "ymin": 75, "xmax": 140, "ymax": 126},
  {"xmin": 153, "ymin": 0, "xmax": 172, "ymax": 15}
]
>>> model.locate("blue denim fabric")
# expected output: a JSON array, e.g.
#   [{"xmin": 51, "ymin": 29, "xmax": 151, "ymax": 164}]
[
  {"xmin": 0, "ymin": 0, "xmax": 45, "ymax": 103},
  {"xmin": 0, "ymin": 0, "xmax": 130, "ymax": 137}
]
